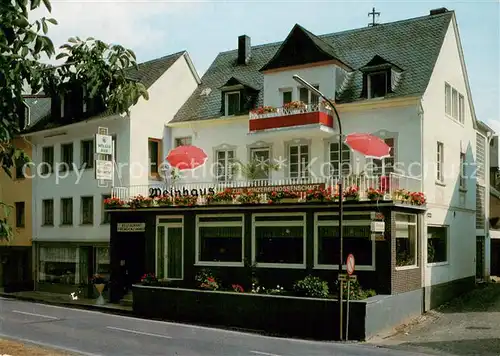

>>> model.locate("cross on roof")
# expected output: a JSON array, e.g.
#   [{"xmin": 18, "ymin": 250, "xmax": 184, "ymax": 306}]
[{"xmin": 368, "ymin": 7, "xmax": 381, "ymax": 27}]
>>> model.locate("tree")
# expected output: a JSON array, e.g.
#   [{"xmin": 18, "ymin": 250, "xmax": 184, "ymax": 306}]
[{"xmin": 0, "ymin": 0, "xmax": 148, "ymax": 239}]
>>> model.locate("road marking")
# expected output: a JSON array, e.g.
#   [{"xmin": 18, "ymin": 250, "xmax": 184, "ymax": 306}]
[
  {"xmin": 106, "ymin": 326, "xmax": 172, "ymax": 339},
  {"xmin": 250, "ymin": 352, "xmax": 283, "ymax": 356},
  {"xmin": 12, "ymin": 310, "xmax": 58, "ymax": 320}
]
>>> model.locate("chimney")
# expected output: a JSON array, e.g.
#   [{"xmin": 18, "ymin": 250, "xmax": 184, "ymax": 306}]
[
  {"xmin": 237, "ymin": 35, "xmax": 251, "ymax": 65},
  {"xmin": 430, "ymin": 7, "xmax": 448, "ymax": 15}
]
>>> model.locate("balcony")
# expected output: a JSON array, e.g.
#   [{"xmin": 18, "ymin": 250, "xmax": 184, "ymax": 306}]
[
  {"xmin": 111, "ymin": 173, "xmax": 422, "ymax": 205},
  {"xmin": 248, "ymin": 102, "xmax": 334, "ymax": 136}
]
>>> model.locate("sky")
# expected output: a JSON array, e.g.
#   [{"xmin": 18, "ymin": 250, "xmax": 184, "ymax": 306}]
[{"xmin": 34, "ymin": 0, "xmax": 499, "ymax": 131}]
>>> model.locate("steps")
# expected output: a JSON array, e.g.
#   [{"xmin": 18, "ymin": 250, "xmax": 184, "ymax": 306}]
[{"xmin": 120, "ymin": 291, "xmax": 133, "ymax": 307}]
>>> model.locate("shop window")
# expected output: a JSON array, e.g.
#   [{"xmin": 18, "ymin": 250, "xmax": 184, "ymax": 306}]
[
  {"xmin": 395, "ymin": 213, "xmax": 418, "ymax": 268},
  {"xmin": 95, "ymin": 247, "xmax": 110, "ymax": 281},
  {"xmin": 38, "ymin": 247, "xmax": 77, "ymax": 285},
  {"xmin": 252, "ymin": 213, "xmax": 306, "ymax": 267},
  {"xmin": 427, "ymin": 226, "xmax": 448, "ymax": 264},
  {"xmin": 196, "ymin": 215, "xmax": 244, "ymax": 266}
]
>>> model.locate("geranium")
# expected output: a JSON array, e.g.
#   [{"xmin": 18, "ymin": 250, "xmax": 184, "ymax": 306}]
[
  {"xmin": 206, "ymin": 188, "xmax": 234, "ymax": 204},
  {"xmin": 366, "ymin": 187, "xmax": 384, "ymax": 201},
  {"xmin": 251, "ymin": 106, "xmax": 277, "ymax": 115},
  {"xmin": 140, "ymin": 273, "xmax": 157, "ymax": 285},
  {"xmin": 174, "ymin": 195, "xmax": 198, "ymax": 206},
  {"xmin": 284, "ymin": 100, "xmax": 306, "ymax": 110},
  {"xmin": 394, "ymin": 188, "xmax": 410, "ymax": 202},
  {"xmin": 103, "ymin": 197, "xmax": 125, "ymax": 208},
  {"xmin": 266, "ymin": 189, "xmax": 299, "ymax": 203},
  {"xmin": 236, "ymin": 189, "xmax": 261, "ymax": 204},
  {"xmin": 306, "ymin": 187, "xmax": 333, "ymax": 202},
  {"xmin": 129, "ymin": 195, "xmax": 153, "ymax": 208},
  {"xmin": 231, "ymin": 284, "xmax": 244, "ymax": 293},
  {"xmin": 410, "ymin": 192, "xmax": 426, "ymax": 205},
  {"xmin": 343, "ymin": 185, "xmax": 359, "ymax": 199},
  {"xmin": 155, "ymin": 195, "xmax": 172, "ymax": 206}
]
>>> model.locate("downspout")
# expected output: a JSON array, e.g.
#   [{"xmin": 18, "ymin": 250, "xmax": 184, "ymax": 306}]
[{"xmin": 418, "ymin": 99, "xmax": 427, "ymax": 312}]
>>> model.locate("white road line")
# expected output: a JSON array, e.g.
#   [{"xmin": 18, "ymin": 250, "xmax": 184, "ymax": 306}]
[
  {"xmin": 250, "ymin": 351, "xmax": 284, "ymax": 356},
  {"xmin": 106, "ymin": 326, "xmax": 172, "ymax": 339},
  {"xmin": 12, "ymin": 310, "xmax": 58, "ymax": 320}
]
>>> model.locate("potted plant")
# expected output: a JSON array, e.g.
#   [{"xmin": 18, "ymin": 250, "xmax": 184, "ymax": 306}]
[
  {"xmin": 284, "ymin": 100, "xmax": 306, "ymax": 112},
  {"xmin": 195, "ymin": 269, "xmax": 219, "ymax": 290},
  {"xmin": 366, "ymin": 187, "xmax": 384, "ymax": 201},
  {"xmin": 174, "ymin": 195, "xmax": 198, "ymax": 206},
  {"xmin": 154, "ymin": 195, "xmax": 173, "ymax": 207},
  {"xmin": 409, "ymin": 191, "xmax": 426, "ymax": 206},
  {"xmin": 236, "ymin": 189, "xmax": 261, "ymax": 204},
  {"xmin": 103, "ymin": 197, "xmax": 125, "ymax": 209},
  {"xmin": 140, "ymin": 273, "xmax": 158, "ymax": 286},
  {"xmin": 129, "ymin": 195, "xmax": 153, "ymax": 208},
  {"xmin": 393, "ymin": 188, "xmax": 410, "ymax": 203},
  {"xmin": 90, "ymin": 274, "xmax": 106, "ymax": 305},
  {"xmin": 266, "ymin": 189, "xmax": 300, "ymax": 204},
  {"xmin": 343, "ymin": 185, "xmax": 359, "ymax": 201},
  {"xmin": 235, "ymin": 159, "xmax": 280, "ymax": 181},
  {"xmin": 251, "ymin": 106, "xmax": 277, "ymax": 116},
  {"xmin": 305, "ymin": 187, "xmax": 333, "ymax": 203},
  {"xmin": 206, "ymin": 188, "xmax": 234, "ymax": 205}
]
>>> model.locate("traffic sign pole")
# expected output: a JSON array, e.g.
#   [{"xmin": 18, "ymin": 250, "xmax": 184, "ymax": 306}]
[{"xmin": 345, "ymin": 254, "xmax": 355, "ymax": 341}]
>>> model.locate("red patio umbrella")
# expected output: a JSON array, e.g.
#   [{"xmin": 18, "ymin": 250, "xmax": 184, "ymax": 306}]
[
  {"xmin": 344, "ymin": 133, "xmax": 391, "ymax": 159},
  {"xmin": 166, "ymin": 145, "xmax": 207, "ymax": 170}
]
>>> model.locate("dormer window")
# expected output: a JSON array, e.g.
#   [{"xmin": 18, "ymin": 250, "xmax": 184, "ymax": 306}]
[
  {"xmin": 225, "ymin": 91, "xmax": 240, "ymax": 116},
  {"xmin": 368, "ymin": 71, "xmax": 388, "ymax": 99}
]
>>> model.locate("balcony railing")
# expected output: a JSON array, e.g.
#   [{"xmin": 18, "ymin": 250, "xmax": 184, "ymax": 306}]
[
  {"xmin": 249, "ymin": 103, "xmax": 334, "ymax": 133},
  {"xmin": 111, "ymin": 173, "xmax": 422, "ymax": 204}
]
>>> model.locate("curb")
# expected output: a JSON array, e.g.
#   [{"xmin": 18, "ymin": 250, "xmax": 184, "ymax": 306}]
[{"xmin": 0, "ymin": 293, "xmax": 135, "ymax": 318}]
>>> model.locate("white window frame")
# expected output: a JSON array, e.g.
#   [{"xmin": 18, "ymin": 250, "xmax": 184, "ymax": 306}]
[
  {"xmin": 329, "ymin": 142, "xmax": 351, "ymax": 178},
  {"xmin": 281, "ymin": 88, "xmax": 293, "ymax": 106},
  {"xmin": 458, "ymin": 94, "xmax": 465, "ymax": 124},
  {"xmin": 436, "ymin": 142, "xmax": 444, "ymax": 183},
  {"xmin": 426, "ymin": 224, "xmax": 449, "ymax": 267},
  {"xmin": 225, "ymin": 91, "xmax": 240, "ymax": 116},
  {"xmin": 249, "ymin": 147, "xmax": 271, "ymax": 180},
  {"xmin": 195, "ymin": 214, "xmax": 244, "ymax": 267},
  {"xmin": 313, "ymin": 212, "xmax": 375, "ymax": 271},
  {"xmin": 174, "ymin": 136, "xmax": 192, "ymax": 148},
  {"xmin": 445, "ymin": 82, "xmax": 464, "ymax": 125},
  {"xmin": 156, "ymin": 215, "xmax": 184, "ymax": 280},
  {"xmin": 60, "ymin": 197, "xmax": 73, "ymax": 226},
  {"xmin": 215, "ymin": 149, "xmax": 236, "ymax": 182},
  {"xmin": 459, "ymin": 152, "xmax": 467, "ymax": 190},
  {"xmin": 288, "ymin": 143, "xmax": 310, "ymax": 179},
  {"xmin": 367, "ymin": 71, "xmax": 388, "ymax": 99},
  {"xmin": 369, "ymin": 136, "xmax": 396, "ymax": 176},
  {"xmin": 298, "ymin": 84, "xmax": 319, "ymax": 105},
  {"xmin": 395, "ymin": 212, "xmax": 418, "ymax": 271},
  {"xmin": 252, "ymin": 212, "xmax": 306, "ymax": 269},
  {"xmin": 445, "ymin": 82, "xmax": 452, "ymax": 116}
]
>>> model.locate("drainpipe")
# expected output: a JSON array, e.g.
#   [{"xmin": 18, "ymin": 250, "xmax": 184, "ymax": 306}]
[{"xmin": 418, "ymin": 100, "xmax": 427, "ymax": 312}]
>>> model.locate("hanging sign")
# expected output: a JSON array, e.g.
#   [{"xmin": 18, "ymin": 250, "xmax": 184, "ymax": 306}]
[
  {"xmin": 95, "ymin": 160, "xmax": 113, "ymax": 180},
  {"xmin": 96, "ymin": 134, "xmax": 113, "ymax": 155}
]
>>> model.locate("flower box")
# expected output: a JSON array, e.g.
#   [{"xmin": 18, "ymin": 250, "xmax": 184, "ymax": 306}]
[
  {"xmin": 237, "ymin": 190, "xmax": 261, "ymax": 205},
  {"xmin": 267, "ymin": 190, "xmax": 300, "ymax": 204},
  {"xmin": 207, "ymin": 200, "xmax": 233, "ymax": 205}
]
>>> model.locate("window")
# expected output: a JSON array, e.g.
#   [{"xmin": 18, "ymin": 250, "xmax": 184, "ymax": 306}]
[
  {"xmin": 196, "ymin": 215, "xmax": 244, "ymax": 266},
  {"xmin": 38, "ymin": 246, "xmax": 77, "ymax": 285},
  {"xmin": 458, "ymin": 94, "xmax": 465, "ymax": 124},
  {"xmin": 437, "ymin": 142, "xmax": 444, "ymax": 183},
  {"xmin": 225, "ymin": 92, "xmax": 240, "ymax": 116},
  {"xmin": 81, "ymin": 196, "xmax": 93, "ymax": 225},
  {"xmin": 289, "ymin": 144, "xmax": 309, "ymax": 179},
  {"xmin": 330, "ymin": 142, "xmax": 351, "ymax": 177},
  {"xmin": 282, "ymin": 90, "xmax": 292, "ymax": 105},
  {"xmin": 460, "ymin": 153, "xmax": 466, "ymax": 190},
  {"xmin": 368, "ymin": 72, "xmax": 388, "ymax": 98},
  {"xmin": 315, "ymin": 213, "xmax": 374, "ymax": 269},
  {"xmin": 427, "ymin": 226, "xmax": 448, "ymax": 264},
  {"xmin": 299, "ymin": 85, "xmax": 319, "ymax": 105},
  {"xmin": 250, "ymin": 147, "xmax": 271, "ymax": 180},
  {"xmin": 42, "ymin": 146, "xmax": 54, "ymax": 174},
  {"xmin": 445, "ymin": 83, "xmax": 452, "ymax": 116},
  {"xmin": 216, "ymin": 149, "xmax": 235, "ymax": 182},
  {"xmin": 101, "ymin": 195, "xmax": 111, "ymax": 224},
  {"xmin": 81, "ymin": 140, "xmax": 94, "ymax": 169},
  {"xmin": 476, "ymin": 133, "xmax": 486, "ymax": 183},
  {"xmin": 60, "ymin": 143, "xmax": 73, "ymax": 171},
  {"xmin": 452, "ymin": 88, "xmax": 458, "ymax": 118},
  {"xmin": 395, "ymin": 213, "xmax": 417, "ymax": 268},
  {"xmin": 42, "ymin": 199, "xmax": 54, "ymax": 226},
  {"xmin": 95, "ymin": 247, "xmax": 110, "ymax": 281},
  {"xmin": 175, "ymin": 137, "xmax": 192, "ymax": 147},
  {"xmin": 253, "ymin": 213, "xmax": 306, "ymax": 267},
  {"xmin": 148, "ymin": 139, "xmax": 161, "ymax": 177},
  {"xmin": 372, "ymin": 138, "xmax": 395, "ymax": 176},
  {"xmin": 60, "ymin": 198, "xmax": 73, "ymax": 225},
  {"xmin": 15, "ymin": 202, "xmax": 25, "ymax": 228}
]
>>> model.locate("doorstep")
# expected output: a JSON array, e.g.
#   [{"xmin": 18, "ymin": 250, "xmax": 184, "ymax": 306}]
[{"xmin": 0, "ymin": 290, "xmax": 133, "ymax": 316}]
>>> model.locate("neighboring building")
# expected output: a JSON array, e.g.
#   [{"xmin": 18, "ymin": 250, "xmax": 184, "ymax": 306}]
[
  {"xmin": 489, "ymin": 133, "xmax": 500, "ymax": 276},
  {"xmin": 0, "ymin": 96, "xmax": 50, "ymax": 292},
  {"xmin": 112, "ymin": 7, "xmax": 480, "ymax": 313},
  {"xmin": 23, "ymin": 51, "xmax": 200, "ymax": 296}
]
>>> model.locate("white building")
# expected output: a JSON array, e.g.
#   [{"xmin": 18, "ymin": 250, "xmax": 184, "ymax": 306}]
[
  {"xmin": 24, "ymin": 51, "xmax": 200, "ymax": 295},
  {"xmin": 128, "ymin": 8, "xmax": 479, "ymax": 309}
]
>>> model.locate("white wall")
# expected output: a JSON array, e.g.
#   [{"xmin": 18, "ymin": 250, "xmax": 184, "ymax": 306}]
[
  {"xmin": 262, "ymin": 65, "xmax": 337, "ymax": 107},
  {"xmin": 421, "ymin": 19, "xmax": 477, "ymax": 286},
  {"xmin": 129, "ymin": 54, "xmax": 199, "ymax": 187}
]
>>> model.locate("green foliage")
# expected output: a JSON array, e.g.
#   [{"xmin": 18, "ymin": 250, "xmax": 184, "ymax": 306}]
[
  {"xmin": 339, "ymin": 279, "xmax": 376, "ymax": 300},
  {"xmin": 234, "ymin": 159, "xmax": 279, "ymax": 180},
  {"xmin": 293, "ymin": 275, "xmax": 329, "ymax": 298}
]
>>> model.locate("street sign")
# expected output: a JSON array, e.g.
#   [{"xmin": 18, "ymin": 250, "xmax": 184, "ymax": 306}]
[
  {"xmin": 346, "ymin": 254, "xmax": 355, "ymax": 275},
  {"xmin": 371, "ymin": 221, "xmax": 385, "ymax": 232},
  {"xmin": 96, "ymin": 160, "xmax": 113, "ymax": 180},
  {"xmin": 338, "ymin": 274, "xmax": 357, "ymax": 282},
  {"xmin": 96, "ymin": 134, "xmax": 113, "ymax": 155}
]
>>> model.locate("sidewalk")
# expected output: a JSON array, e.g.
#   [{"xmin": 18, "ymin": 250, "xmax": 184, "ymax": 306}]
[{"xmin": 0, "ymin": 290, "xmax": 133, "ymax": 316}]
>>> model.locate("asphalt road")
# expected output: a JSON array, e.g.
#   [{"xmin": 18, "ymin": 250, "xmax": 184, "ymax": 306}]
[{"xmin": 0, "ymin": 297, "xmax": 429, "ymax": 356}]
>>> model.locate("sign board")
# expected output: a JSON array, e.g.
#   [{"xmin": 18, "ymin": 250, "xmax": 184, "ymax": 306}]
[
  {"xmin": 338, "ymin": 274, "xmax": 357, "ymax": 282},
  {"xmin": 371, "ymin": 221, "xmax": 385, "ymax": 232},
  {"xmin": 346, "ymin": 254, "xmax": 355, "ymax": 275},
  {"xmin": 95, "ymin": 160, "xmax": 113, "ymax": 180},
  {"xmin": 95, "ymin": 134, "xmax": 113, "ymax": 155},
  {"xmin": 229, "ymin": 183, "xmax": 325, "ymax": 195},
  {"xmin": 117, "ymin": 223, "xmax": 146, "ymax": 232}
]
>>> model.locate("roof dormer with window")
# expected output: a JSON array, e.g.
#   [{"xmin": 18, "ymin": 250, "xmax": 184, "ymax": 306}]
[
  {"xmin": 359, "ymin": 55, "xmax": 403, "ymax": 99},
  {"xmin": 219, "ymin": 77, "xmax": 259, "ymax": 117}
]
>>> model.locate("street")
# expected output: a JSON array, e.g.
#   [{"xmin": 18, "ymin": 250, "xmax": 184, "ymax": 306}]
[{"xmin": 0, "ymin": 297, "xmax": 428, "ymax": 356}]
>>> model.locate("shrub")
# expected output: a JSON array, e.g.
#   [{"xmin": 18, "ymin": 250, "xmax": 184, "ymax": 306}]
[
  {"xmin": 195, "ymin": 268, "xmax": 219, "ymax": 290},
  {"xmin": 338, "ymin": 279, "xmax": 376, "ymax": 300},
  {"xmin": 293, "ymin": 275, "xmax": 329, "ymax": 298}
]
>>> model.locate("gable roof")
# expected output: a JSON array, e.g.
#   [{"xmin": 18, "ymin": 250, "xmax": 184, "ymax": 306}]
[
  {"xmin": 24, "ymin": 51, "xmax": 186, "ymax": 134},
  {"xmin": 172, "ymin": 11, "xmax": 453, "ymax": 124}
]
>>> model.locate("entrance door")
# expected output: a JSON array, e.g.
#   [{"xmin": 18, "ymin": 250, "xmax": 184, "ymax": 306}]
[
  {"xmin": 156, "ymin": 216, "xmax": 183, "ymax": 280},
  {"xmin": 122, "ymin": 233, "xmax": 146, "ymax": 288}
]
